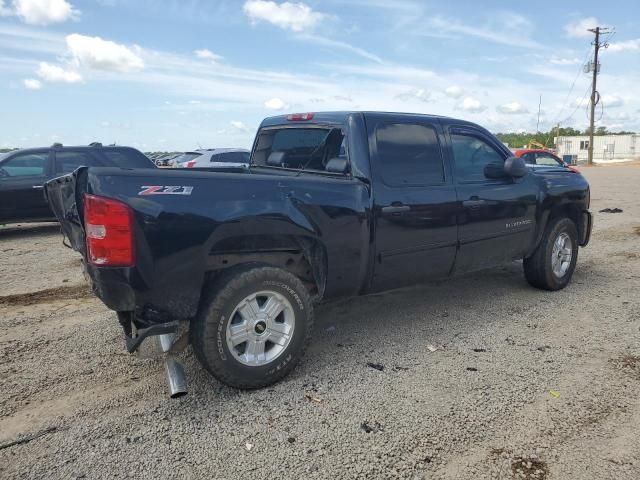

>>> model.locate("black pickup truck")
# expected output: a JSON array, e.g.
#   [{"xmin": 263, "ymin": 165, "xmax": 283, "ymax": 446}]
[{"xmin": 45, "ymin": 111, "xmax": 592, "ymax": 394}]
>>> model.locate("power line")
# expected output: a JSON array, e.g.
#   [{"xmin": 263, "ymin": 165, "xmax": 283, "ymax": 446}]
[
  {"xmin": 550, "ymin": 45, "xmax": 594, "ymax": 126},
  {"xmin": 560, "ymin": 82, "xmax": 592, "ymax": 125}
]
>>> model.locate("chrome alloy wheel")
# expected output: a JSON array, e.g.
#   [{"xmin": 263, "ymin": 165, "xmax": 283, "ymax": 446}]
[
  {"xmin": 551, "ymin": 232, "xmax": 572, "ymax": 278},
  {"xmin": 226, "ymin": 291, "xmax": 295, "ymax": 366}
]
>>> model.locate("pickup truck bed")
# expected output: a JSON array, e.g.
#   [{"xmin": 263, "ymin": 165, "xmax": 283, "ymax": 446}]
[{"xmin": 46, "ymin": 111, "xmax": 592, "ymax": 395}]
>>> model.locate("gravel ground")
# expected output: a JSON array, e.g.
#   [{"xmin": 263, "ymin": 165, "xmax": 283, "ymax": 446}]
[{"xmin": 1, "ymin": 166, "xmax": 639, "ymax": 480}]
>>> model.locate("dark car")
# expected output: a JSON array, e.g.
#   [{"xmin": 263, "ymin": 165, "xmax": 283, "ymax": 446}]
[
  {"xmin": 0, "ymin": 143, "xmax": 155, "ymax": 224},
  {"xmin": 46, "ymin": 112, "xmax": 592, "ymax": 397}
]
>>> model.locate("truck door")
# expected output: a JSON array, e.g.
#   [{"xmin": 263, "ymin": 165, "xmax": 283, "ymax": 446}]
[
  {"xmin": 368, "ymin": 114, "xmax": 457, "ymax": 292},
  {"xmin": 0, "ymin": 150, "xmax": 52, "ymax": 222},
  {"xmin": 447, "ymin": 126, "xmax": 537, "ymax": 273}
]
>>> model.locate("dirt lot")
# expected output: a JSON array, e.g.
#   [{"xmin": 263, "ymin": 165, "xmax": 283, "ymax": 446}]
[{"xmin": 1, "ymin": 167, "xmax": 639, "ymax": 479}]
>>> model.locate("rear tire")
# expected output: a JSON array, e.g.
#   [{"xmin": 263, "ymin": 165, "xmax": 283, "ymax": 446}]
[
  {"xmin": 524, "ymin": 217, "xmax": 578, "ymax": 291},
  {"xmin": 191, "ymin": 265, "xmax": 313, "ymax": 389}
]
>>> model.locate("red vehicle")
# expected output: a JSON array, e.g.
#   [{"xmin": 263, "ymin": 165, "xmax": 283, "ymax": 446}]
[
  {"xmin": 514, "ymin": 149, "xmax": 580, "ymax": 172},
  {"xmin": 514, "ymin": 149, "xmax": 562, "ymax": 165}
]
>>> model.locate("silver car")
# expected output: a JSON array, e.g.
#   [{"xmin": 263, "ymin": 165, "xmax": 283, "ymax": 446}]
[{"xmin": 179, "ymin": 148, "xmax": 250, "ymax": 169}]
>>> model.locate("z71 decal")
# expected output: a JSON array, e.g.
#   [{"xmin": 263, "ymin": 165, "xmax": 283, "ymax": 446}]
[{"xmin": 138, "ymin": 185, "xmax": 194, "ymax": 196}]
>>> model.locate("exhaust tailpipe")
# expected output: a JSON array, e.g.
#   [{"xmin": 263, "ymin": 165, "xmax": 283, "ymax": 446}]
[{"xmin": 158, "ymin": 333, "xmax": 187, "ymax": 398}]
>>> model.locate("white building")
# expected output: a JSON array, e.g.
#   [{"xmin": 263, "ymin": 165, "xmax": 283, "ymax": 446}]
[{"xmin": 555, "ymin": 134, "xmax": 639, "ymax": 163}]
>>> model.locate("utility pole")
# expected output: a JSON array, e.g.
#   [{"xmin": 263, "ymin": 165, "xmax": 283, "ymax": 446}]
[
  {"xmin": 536, "ymin": 94, "xmax": 542, "ymax": 133},
  {"xmin": 587, "ymin": 26, "xmax": 610, "ymax": 166}
]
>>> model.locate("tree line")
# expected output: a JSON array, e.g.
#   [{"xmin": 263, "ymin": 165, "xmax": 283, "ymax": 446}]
[{"xmin": 495, "ymin": 127, "xmax": 636, "ymax": 148}]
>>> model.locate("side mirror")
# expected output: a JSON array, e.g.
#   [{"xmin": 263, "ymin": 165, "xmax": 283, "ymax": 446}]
[
  {"xmin": 504, "ymin": 156, "xmax": 528, "ymax": 178},
  {"xmin": 325, "ymin": 157, "xmax": 348, "ymax": 174}
]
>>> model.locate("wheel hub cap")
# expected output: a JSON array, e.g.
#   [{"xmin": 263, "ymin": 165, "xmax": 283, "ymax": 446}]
[
  {"xmin": 226, "ymin": 291, "xmax": 295, "ymax": 366},
  {"xmin": 254, "ymin": 321, "xmax": 267, "ymax": 335},
  {"xmin": 551, "ymin": 232, "xmax": 572, "ymax": 278}
]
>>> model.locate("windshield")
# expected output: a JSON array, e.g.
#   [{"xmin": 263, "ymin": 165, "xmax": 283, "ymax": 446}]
[
  {"xmin": 252, "ymin": 126, "xmax": 345, "ymax": 171},
  {"xmin": 173, "ymin": 152, "xmax": 201, "ymax": 164}
]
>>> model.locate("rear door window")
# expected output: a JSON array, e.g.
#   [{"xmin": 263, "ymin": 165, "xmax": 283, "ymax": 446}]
[{"xmin": 375, "ymin": 123, "xmax": 444, "ymax": 186}]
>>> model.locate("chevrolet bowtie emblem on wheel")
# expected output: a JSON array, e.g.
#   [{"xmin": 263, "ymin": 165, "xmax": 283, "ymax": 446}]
[{"xmin": 138, "ymin": 186, "xmax": 194, "ymax": 196}]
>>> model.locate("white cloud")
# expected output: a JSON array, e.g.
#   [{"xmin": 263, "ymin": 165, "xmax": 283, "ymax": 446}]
[
  {"xmin": 425, "ymin": 13, "xmax": 539, "ymax": 48},
  {"xmin": 445, "ymin": 85, "xmax": 463, "ymax": 99},
  {"xmin": 608, "ymin": 39, "xmax": 640, "ymax": 53},
  {"xmin": 496, "ymin": 101, "xmax": 528, "ymax": 114},
  {"xmin": 601, "ymin": 94, "xmax": 623, "ymax": 108},
  {"xmin": 66, "ymin": 34, "xmax": 144, "ymax": 72},
  {"xmin": 296, "ymin": 34, "xmax": 382, "ymax": 63},
  {"xmin": 188, "ymin": 100, "xmax": 201, "ymax": 104},
  {"xmin": 550, "ymin": 56, "xmax": 580, "ymax": 65},
  {"xmin": 564, "ymin": 17, "xmax": 599, "ymax": 38},
  {"xmin": 264, "ymin": 97, "xmax": 287, "ymax": 110},
  {"xmin": 231, "ymin": 121, "xmax": 250, "ymax": 133},
  {"xmin": 395, "ymin": 88, "xmax": 430, "ymax": 103},
  {"xmin": 194, "ymin": 48, "xmax": 223, "ymax": 62},
  {"xmin": 36, "ymin": 62, "xmax": 82, "ymax": 83},
  {"xmin": 11, "ymin": 0, "xmax": 79, "ymax": 25},
  {"xmin": 243, "ymin": 0, "xmax": 325, "ymax": 32},
  {"xmin": 573, "ymin": 95, "xmax": 590, "ymax": 108},
  {"xmin": 458, "ymin": 97, "xmax": 486, "ymax": 113},
  {"xmin": 23, "ymin": 78, "xmax": 42, "ymax": 89}
]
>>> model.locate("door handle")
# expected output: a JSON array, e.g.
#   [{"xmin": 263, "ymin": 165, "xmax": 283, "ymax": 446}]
[
  {"xmin": 463, "ymin": 197, "xmax": 485, "ymax": 207},
  {"xmin": 32, "ymin": 185, "xmax": 44, "ymax": 189},
  {"xmin": 381, "ymin": 204, "xmax": 410, "ymax": 214}
]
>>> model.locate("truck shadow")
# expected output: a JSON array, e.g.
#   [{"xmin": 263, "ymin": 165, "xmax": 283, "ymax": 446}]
[
  {"xmin": 0, "ymin": 223, "xmax": 59, "ymax": 239},
  {"xmin": 188, "ymin": 260, "xmax": 595, "ymax": 396}
]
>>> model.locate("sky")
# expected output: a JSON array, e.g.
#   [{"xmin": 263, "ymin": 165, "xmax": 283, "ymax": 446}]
[{"xmin": 1, "ymin": 0, "xmax": 639, "ymax": 151}]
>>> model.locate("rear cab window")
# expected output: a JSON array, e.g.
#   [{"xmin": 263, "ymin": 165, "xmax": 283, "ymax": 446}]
[{"xmin": 252, "ymin": 126, "xmax": 347, "ymax": 174}]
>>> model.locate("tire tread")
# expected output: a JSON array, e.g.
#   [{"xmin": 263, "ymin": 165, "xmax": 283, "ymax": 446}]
[{"xmin": 191, "ymin": 265, "xmax": 314, "ymax": 389}]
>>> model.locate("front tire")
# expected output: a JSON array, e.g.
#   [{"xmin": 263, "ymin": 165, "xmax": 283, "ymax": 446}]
[
  {"xmin": 524, "ymin": 217, "xmax": 578, "ymax": 291},
  {"xmin": 191, "ymin": 265, "xmax": 314, "ymax": 389}
]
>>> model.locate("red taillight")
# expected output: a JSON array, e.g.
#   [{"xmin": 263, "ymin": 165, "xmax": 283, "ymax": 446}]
[
  {"xmin": 84, "ymin": 194, "xmax": 135, "ymax": 267},
  {"xmin": 287, "ymin": 112, "xmax": 315, "ymax": 121},
  {"xmin": 186, "ymin": 160, "xmax": 196, "ymax": 168}
]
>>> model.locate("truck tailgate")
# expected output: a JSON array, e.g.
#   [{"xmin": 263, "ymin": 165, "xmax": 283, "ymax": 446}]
[{"xmin": 44, "ymin": 167, "xmax": 88, "ymax": 256}]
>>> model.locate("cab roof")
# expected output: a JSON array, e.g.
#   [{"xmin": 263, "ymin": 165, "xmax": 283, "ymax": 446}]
[{"xmin": 259, "ymin": 111, "xmax": 478, "ymax": 129}]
